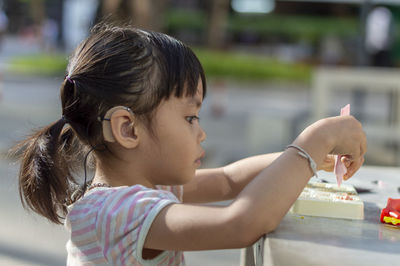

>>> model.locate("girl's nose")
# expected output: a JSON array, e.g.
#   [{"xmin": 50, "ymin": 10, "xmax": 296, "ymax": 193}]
[{"xmin": 199, "ymin": 126, "xmax": 207, "ymax": 143}]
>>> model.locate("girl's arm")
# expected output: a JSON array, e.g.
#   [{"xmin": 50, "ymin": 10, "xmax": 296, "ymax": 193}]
[
  {"xmin": 184, "ymin": 152, "xmax": 336, "ymax": 203},
  {"xmin": 183, "ymin": 152, "xmax": 282, "ymax": 203},
  {"xmin": 145, "ymin": 116, "xmax": 366, "ymax": 251}
]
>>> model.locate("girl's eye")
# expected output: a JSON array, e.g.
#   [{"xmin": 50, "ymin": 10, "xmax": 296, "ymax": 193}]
[{"xmin": 186, "ymin": 116, "xmax": 200, "ymax": 124}]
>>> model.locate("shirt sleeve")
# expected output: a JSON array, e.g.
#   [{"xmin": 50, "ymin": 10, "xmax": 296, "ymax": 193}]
[
  {"xmin": 95, "ymin": 186, "xmax": 179, "ymax": 265},
  {"xmin": 156, "ymin": 185, "xmax": 184, "ymax": 202}
]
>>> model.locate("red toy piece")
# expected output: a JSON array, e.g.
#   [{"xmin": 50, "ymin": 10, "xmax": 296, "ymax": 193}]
[{"xmin": 380, "ymin": 198, "xmax": 400, "ymax": 226}]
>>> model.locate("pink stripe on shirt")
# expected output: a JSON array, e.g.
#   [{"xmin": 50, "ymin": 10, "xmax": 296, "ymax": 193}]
[
  {"xmin": 82, "ymin": 246, "xmax": 102, "ymax": 257},
  {"xmin": 104, "ymin": 190, "xmax": 143, "ymax": 255},
  {"xmin": 71, "ymin": 223, "xmax": 96, "ymax": 237}
]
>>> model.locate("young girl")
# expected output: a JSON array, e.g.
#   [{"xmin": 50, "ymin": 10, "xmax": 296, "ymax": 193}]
[{"xmin": 15, "ymin": 23, "xmax": 366, "ymax": 265}]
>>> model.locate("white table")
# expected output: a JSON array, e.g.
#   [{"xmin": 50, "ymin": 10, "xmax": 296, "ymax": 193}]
[{"xmin": 241, "ymin": 166, "xmax": 400, "ymax": 266}]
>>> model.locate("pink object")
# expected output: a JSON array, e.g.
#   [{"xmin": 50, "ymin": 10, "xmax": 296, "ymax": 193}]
[{"xmin": 334, "ymin": 104, "xmax": 350, "ymax": 187}]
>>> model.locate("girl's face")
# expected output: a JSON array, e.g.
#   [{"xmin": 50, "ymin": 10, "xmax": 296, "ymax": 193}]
[{"xmin": 139, "ymin": 81, "xmax": 206, "ymax": 186}]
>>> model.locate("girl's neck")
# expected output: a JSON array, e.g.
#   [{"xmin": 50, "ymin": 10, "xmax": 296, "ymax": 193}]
[{"xmin": 93, "ymin": 159, "xmax": 156, "ymax": 189}]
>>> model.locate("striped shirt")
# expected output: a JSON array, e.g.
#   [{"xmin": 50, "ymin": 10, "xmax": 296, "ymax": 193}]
[{"xmin": 65, "ymin": 185, "xmax": 185, "ymax": 265}]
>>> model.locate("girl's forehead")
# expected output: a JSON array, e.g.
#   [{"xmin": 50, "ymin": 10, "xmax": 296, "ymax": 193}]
[
  {"xmin": 158, "ymin": 93, "xmax": 201, "ymax": 109},
  {"xmin": 185, "ymin": 95, "xmax": 202, "ymax": 108}
]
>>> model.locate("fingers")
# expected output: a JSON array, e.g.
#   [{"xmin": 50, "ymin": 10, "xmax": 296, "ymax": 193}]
[
  {"xmin": 343, "ymin": 128, "xmax": 366, "ymax": 180},
  {"xmin": 343, "ymin": 156, "xmax": 364, "ymax": 180},
  {"xmin": 341, "ymin": 137, "xmax": 366, "ymax": 168},
  {"xmin": 343, "ymin": 116, "xmax": 367, "ymax": 159},
  {"xmin": 360, "ymin": 131, "xmax": 368, "ymax": 156}
]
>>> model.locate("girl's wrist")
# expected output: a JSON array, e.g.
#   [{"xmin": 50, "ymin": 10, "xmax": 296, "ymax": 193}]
[{"xmin": 292, "ymin": 119, "xmax": 334, "ymax": 167}]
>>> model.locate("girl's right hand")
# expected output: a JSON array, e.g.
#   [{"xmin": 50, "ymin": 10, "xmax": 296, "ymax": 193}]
[
  {"xmin": 294, "ymin": 115, "xmax": 367, "ymax": 178},
  {"xmin": 328, "ymin": 116, "xmax": 367, "ymax": 180}
]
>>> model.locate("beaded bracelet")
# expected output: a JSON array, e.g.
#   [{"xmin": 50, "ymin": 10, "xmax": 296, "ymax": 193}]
[{"xmin": 286, "ymin": 144, "xmax": 318, "ymax": 178}]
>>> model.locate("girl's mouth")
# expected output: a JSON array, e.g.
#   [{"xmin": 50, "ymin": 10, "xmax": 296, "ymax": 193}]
[{"xmin": 195, "ymin": 152, "xmax": 205, "ymax": 165}]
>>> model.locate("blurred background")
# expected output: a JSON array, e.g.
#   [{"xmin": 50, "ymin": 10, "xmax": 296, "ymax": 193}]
[{"xmin": 1, "ymin": 0, "xmax": 400, "ymax": 265}]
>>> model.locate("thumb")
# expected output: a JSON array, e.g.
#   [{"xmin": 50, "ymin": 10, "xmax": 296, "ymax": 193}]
[{"xmin": 341, "ymin": 156, "xmax": 351, "ymax": 167}]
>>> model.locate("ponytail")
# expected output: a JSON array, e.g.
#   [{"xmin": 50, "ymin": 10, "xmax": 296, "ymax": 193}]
[{"xmin": 13, "ymin": 118, "xmax": 79, "ymax": 224}]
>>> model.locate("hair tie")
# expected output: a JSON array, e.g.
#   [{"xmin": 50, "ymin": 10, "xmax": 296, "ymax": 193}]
[
  {"xmin": 60, "ymin": 115, "xmax": 69, "ymax": 124},
  {"xmin": 65, "ymin": 75, "xmax": 75, "ymax": 84}
]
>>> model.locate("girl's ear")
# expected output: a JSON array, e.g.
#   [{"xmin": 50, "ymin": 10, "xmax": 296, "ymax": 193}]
[{"xmin": 102, "ymin": 106, "xmax": 140, "ymax": 149}]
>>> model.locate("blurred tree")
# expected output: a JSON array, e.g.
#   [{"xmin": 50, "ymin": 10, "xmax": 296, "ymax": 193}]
[
  {"xmin": 130, "ymin": 0, "xmax": 152, "ymax": 30},
  {"xmin": 19, "ymin": 0, "xmax": 45, "ymax": 29},
  {"xmin": 207, "ymin": 0, "xmax": 230, "ymax": 49},
  {"xmin": 102, "ymin": 0, "xmax": 122, "ymax": 18},
  {"xmin": 31, "ymin": 0, "xmax": 45, "ymax": 25},
  {"xmin": 101, "ymin": 0, "xmax": 168, "ymax": 31}
]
